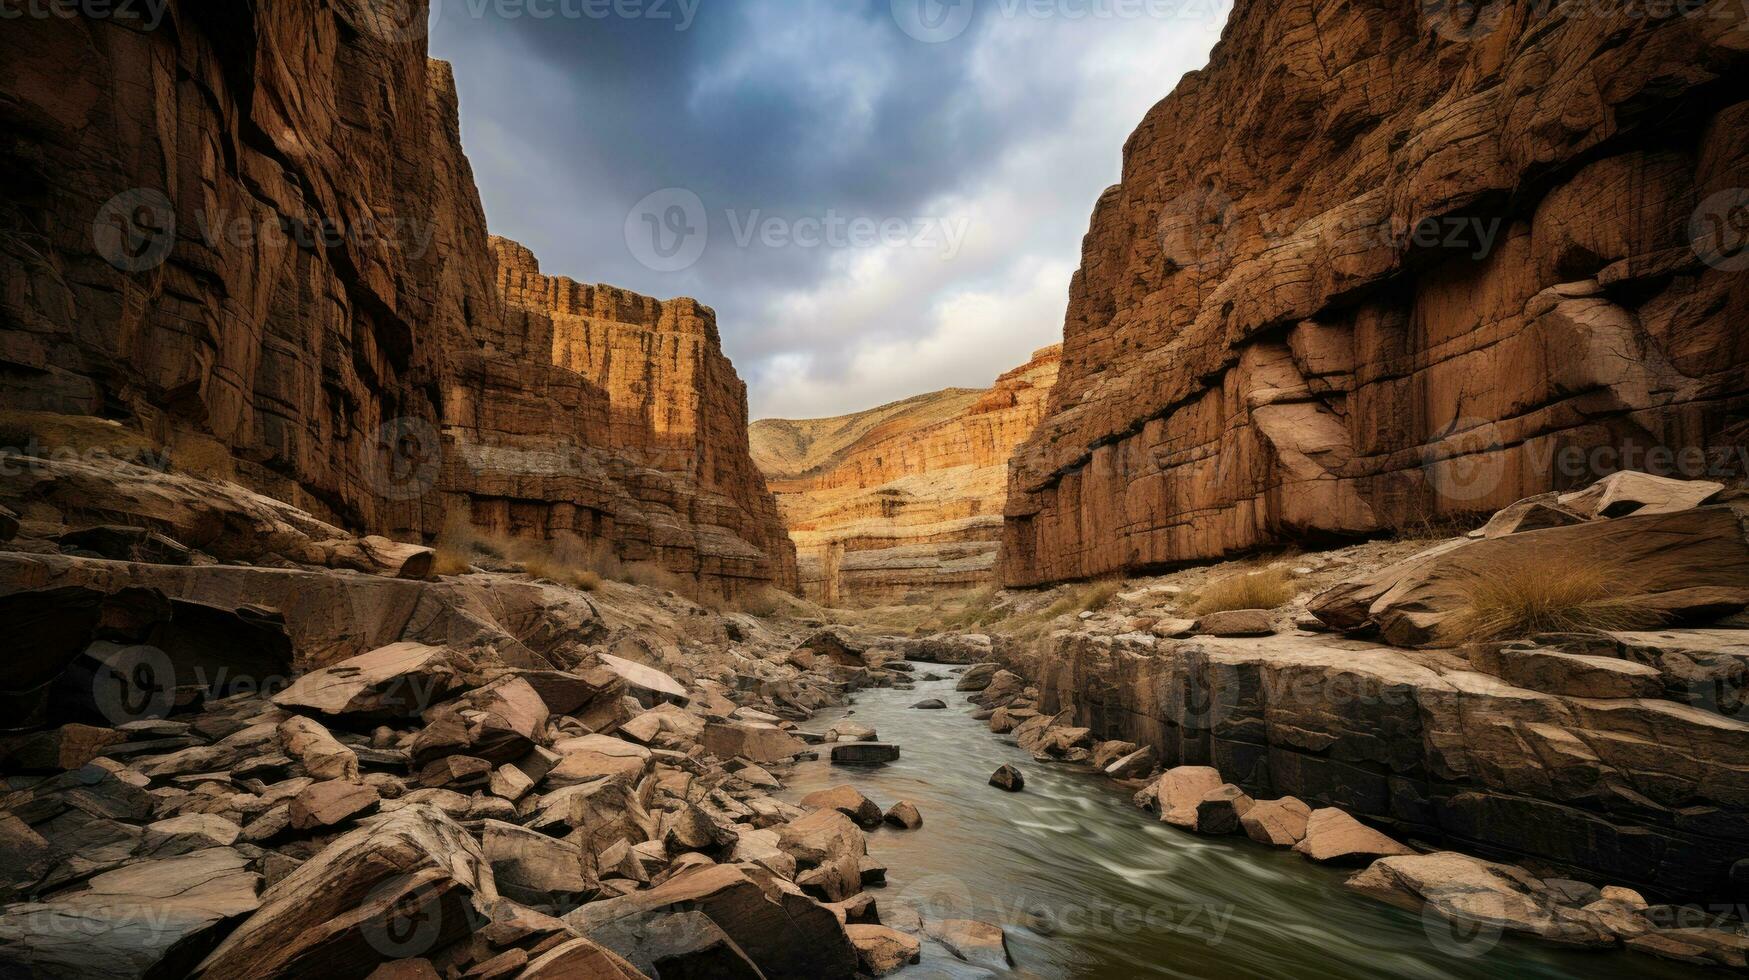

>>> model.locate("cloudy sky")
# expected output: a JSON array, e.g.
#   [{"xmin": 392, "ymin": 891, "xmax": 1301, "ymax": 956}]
[{"xmin": 428, "ymin": 0, "xmax": 1227, "ymax": 420}]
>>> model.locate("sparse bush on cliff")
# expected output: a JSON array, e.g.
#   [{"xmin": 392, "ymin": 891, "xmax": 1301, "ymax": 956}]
[
  {"xmin": 1190, "ymin": 568, "xmax": 1298, "ymax": 615},
  {"xmin": 432, "ymin": 521, "xmax": 603, "ymax": 591},
  {"xmin": 1439, "ymin": 552, "xmax": 1667, "ymax": 644},
  {"xmin": 1042, "ymin": 577, "xmax": 1124, "ymax": 619}
]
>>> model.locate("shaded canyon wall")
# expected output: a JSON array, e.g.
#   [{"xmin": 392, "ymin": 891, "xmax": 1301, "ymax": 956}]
[
  {"xmin": 0, "ymin": 0, "xmax": 794, "ymax": 598},
  {"xmin": 1001, "ymin": 0, "xmax": 1749, "ymax": 587}
]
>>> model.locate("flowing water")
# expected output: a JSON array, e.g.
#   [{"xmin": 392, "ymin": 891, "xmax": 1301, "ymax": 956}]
[{"xmin": 780, "ymin": 668, "xmax": 1700, "ymax": 980}]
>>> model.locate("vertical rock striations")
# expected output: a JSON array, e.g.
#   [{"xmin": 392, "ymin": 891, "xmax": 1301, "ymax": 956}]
[
  {"xmin": 0, "ymin": 1, "xmax": 794, "ymax": 598},
  {"xmin": 752, "ymin": 347, "xmax": 1058, "ymax": 604},
  {"xmin": 1001, "ymin": 0, "xmax": 1749, "ymax": 587}
]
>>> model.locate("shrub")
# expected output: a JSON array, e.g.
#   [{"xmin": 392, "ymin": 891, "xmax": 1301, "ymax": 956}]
[
  {"xmin": 1439, "ymin": 552, "xmax": 1668, "ymax": 644},
  {"xmin": 1189, "ymin": 567, "xmax": 1300, "ymax": 615}
]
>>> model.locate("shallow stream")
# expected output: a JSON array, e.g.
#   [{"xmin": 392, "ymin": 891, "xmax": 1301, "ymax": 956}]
[{"xmin": 780, "ymin": 669, "xmax": 1700, "ymax": 980}]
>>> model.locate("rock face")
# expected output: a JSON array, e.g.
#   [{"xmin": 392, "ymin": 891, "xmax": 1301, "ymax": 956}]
[
  {"xmin": 1009, "ymin": 627, "xmax": 1749, "ymax": 901},
  {"xmin": 752, "ymin": 347, "xmax": 1058, "ymax": 604},
  {"xmin": 0, "ymin": 1, "xmax": 793, "ymax": 600},
  {"xmin": 1000, "ymin": 0, "xmax": 1749, "ymax": 586}
]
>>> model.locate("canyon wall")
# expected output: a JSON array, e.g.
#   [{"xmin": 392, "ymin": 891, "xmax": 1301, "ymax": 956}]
[
  {"xmin": 753, "ymin": 346, "xmax": 1058, "ymax": 605},
  {"xmin": 0, "ymin": 0, "xmax": 794, "ymax": 598},
  {"xmin": 1001, "ymin": 0, "xmax": 1749, "ymax": 587}
]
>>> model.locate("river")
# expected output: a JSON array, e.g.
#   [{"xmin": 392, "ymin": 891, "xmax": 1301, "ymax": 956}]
[{"xmin": 779, "ymin": 667, "xmax": 1700, "ymax": 980}]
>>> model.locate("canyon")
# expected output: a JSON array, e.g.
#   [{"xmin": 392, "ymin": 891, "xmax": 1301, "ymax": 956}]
[
  {"xmin": 0, "ymin": 1, "xmax": 1747, "ymax": 979},
  {"xmin": 0, "ymin": 1, "xmax": 793, "ymax": 601},
  {"xmin": 1000, "ymin": 0, "xmax": 1749, "ymax": 586},
  {"xmin": 751, "ymin": 346, "xmax": 1058, "ymax": 606}
]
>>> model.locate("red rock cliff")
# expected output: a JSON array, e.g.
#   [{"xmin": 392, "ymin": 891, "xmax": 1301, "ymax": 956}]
[
  {"xmin": 753, "ymin": 346, "xmax": 1058, "ymax": 605},
  {"xmin": 1001, "ymin": 0, "xmax": 1749, "ymax": 587},
  {"xmin": 0, "ymin": 0, "xmax": 795, "ymax": 597}
]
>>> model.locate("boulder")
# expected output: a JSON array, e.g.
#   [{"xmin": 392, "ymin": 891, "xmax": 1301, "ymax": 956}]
[
  {"xmin": 192, "ymin": 805, "xmax": 498, "ymax": 978},
  {"xmin": 795, "ymin": 629, "xmax": 869, "ymax": 667},
  {"xmin": 954, "ymin": 664, "xmax": 1000, "ymax": 692},
  {"xmin": 141, "ymin": 814, "xmax": 243, "ymax": 858},
  {"xmin": 777, "ymin": 809, "xmax": 868, "ymax": 903},
  {"xmin": 969, "ymin": 670, "xmax": 1026, "ymax": 708},
  {"xmin": 1193, "ymin": 609, "xmax": 1276, "ymax": 638},
  {"xmin": 289, "ymin": 780, "xmax": 380, "ymax": 831},
  {"xmin": 277, "ymin": 716, "xmax": 360, "ymax": 782},
  {"xmin": 546, "ymin": 735, "xmax": 651, "ymax": 788},
  {"xmin": 910, "ymin": 699, "xmax": 947, "ymax": 710},
  {"xmin": 1103, "ymin": 745, "xmax": 1157, "ymax": 779},
  {"xmin": 825, "ymin": 721, "xmax": 877, "ymax": 742},
  {"xmin": 0, "ymin": 848, "xmax": 261, "ymax": 980},
  {"xmin": 584, "ymin": 909, "xmax": 763, "ymax": 978},
  {"xmin": 311, "ymin": 536, "xmax": 435, "ymax": 580},
  {"xmin": 1240, "ymin": 797, "xmax": 1312, "ymax": 847},
  {"xmin": 1346, "ymin": 852, "xmax": 1616, "ymax": 947},
  {"xmin": 703, "ymin": 723, "xmax": 807, "ymax": 765},
  {"xmin": 883, "ymin": 800, "xmax": 923, "ymax": 830},
  {"xmin": 1293, "ymin": 809, "xmax": 1414, "ymax": 866},
  {"xmin": 272, "ymin": 643, "xmax": 464, "ymax": 722},
  {"xmin": 1309, "ymin": 507, "xmax": 1749, "ymax": 647},
  {"xmin": 801, "ymin": 786, "xmax": 884, "ymax": 828},
  {"xmin": 1479, "ymin": 494, "xmax": 1587, "ymax": 538},
  {"xmin": 846, "ymin": 924, "xmax": 921, "ymax": 976},
  {"xmin": 518, "ymin": 937, "xmax": 645, "ymax": 980},
  {"xmin": 1154, "ymin": 766, "xmax": 1224, "ymax": 829},
  {"xmin": 480, "ymin": 820, "xmax": 592, "ymax": 909},
  {"xmin": 989, "ymin": 764, "xmax": 1024, "ymax": 792},
  {"xmin": 830, "ymin": 742, "xmax": 899, "ymax": 765},
  {"xmin": 565, "ymin": 864, "xmax": 858, "ymax": 980},
  {"xmin": 1194, "ymin": 784, "xmax": 1254, "ymax": 835},
  {"xmin": 925, "ymin": 919, "xmax": 1011, "ymax": 971},
  {"xmin": 594, "ymin": 653, "xmax": 688, "ymax": 705}
]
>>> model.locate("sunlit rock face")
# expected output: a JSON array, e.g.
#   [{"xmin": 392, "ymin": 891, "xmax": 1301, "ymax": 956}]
[
  {"xmin": 1000, "ymin": 0, "xmax": 1749, "ymax": 587},
  {"xmin": 753, "ymin": 347, "xmax": 1059, "ymax": 605},
  {"xmin": 0, "ymin": 1, "xmax": 794, "ymax": 598}
]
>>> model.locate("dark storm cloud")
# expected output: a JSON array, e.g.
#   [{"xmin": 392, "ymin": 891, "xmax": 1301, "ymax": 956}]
[{"xmin": 428, "ymin": 0, "xmax": 1225, "ymax": 417}]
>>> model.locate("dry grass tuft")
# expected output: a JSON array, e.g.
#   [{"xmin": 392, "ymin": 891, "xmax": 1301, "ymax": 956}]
[
  {"xmin": 1439, "ymin": 552, "xmax": 1668, "ymax": 644},
  {"xmin": 1189, "ymin": 567, "xmax": 1299, "ymax": 615},
  {"xmin": 1042, "ymin": 577, "xmax": 1124, "ymax": 620}
]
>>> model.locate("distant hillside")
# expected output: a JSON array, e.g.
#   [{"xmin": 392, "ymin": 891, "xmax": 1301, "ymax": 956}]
[{"xmin": 750, "ymin": 388, "xmax": 984, "ymax": 482}]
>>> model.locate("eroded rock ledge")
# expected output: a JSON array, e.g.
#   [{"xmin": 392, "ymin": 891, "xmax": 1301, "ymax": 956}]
[{"xmin": 1001, "ymin": 0, "xmax": 1749, "ymax": 586}]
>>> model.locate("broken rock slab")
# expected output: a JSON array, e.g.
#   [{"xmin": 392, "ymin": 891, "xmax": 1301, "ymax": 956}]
[
  {"xmin": 1293, "ymin": 809, "xmax": 1415, "ymax": 866},
  {"xmin": 0, "ymin": 847, "xmax": 261, "ymax": 980},
  {"xmin": 1346, "ymin": 852, "xmax": 1617, "ymax": 947},
  {"xmin": 847, "ymin": 923, "xmax": 921, "ymax": 976},
  {"xmin": 1240, "ymin": 797, "xmax": 1312, "ymax": 847},
  {"xmin": 1154, "ymin": 766, "xmax": 1224, "ymax": 829},
  {"xmin": 565, "ymin": 864, "xmax": 858, "ymax": 980},
  {"xmin": 272, "ymin": 642, "xmax": 465, "ymax": 722},
  {"xmin": 925, "ymin": 919, "xmax": 1011, "ymax": 971},
  {"xmin": 192, "ymin": 805, "xmax": 498, "ymax": 978},
  {"xmin": 830, "ymin": 742, "xmax": 899, "ymax": 765},
  {"xmin": 704, "ymin": 722, "xmax": 807, "ymax": 765},
  {"xmin": 595, "ymin": 652, "xmax": 688, "ymax": 705},
  {"xmin": 802, "ymin": 786, "xmax": 884, "ymax": 828}
]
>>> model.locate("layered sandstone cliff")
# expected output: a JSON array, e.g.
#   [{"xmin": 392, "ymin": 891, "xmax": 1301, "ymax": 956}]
[
  {"xmin": 1001, "ymin": 0, "xmax": 1749, "ymax": 586},
  {"xmin": 0, "ymin": 1, "xmax": 794, "ymax": 597},
  {"xmin": 753, "ymin": 347, "xmax": 1058, "ymax": 605}
]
